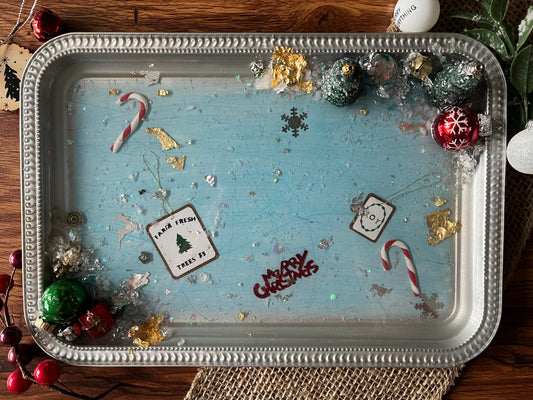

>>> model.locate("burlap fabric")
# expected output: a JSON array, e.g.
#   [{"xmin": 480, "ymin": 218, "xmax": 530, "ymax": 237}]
[{"xmin": 186, "ymin": 1, "xmax": 533, "ymax": 399}]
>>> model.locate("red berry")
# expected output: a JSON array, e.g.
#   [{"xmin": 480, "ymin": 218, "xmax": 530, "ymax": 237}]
[
  {"xmin": 0, "ymin": 326, "xmax": 22, "ymax": 347},
  {"xmin": 0, "ymin": 273, "xmax": 14, "ymax": 294},
  {"xmin": 9, "ymin": 249, "xmax": 22, "ymax": 269},
  {"xmin": 7, "ymin": 369, "xmax": 32, "ymax": 394},
  {"xmin": 8, "ymin": 344, "xmax": 34, "ymax": 367},
  {"xmin": 34, "ymin": 360, "xmax": 62, "ymax": 386}
]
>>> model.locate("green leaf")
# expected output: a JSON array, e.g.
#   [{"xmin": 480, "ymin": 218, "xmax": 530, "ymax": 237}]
[
  {"xmin": 489, "ymin": 0, "xmax": 508, "ymax": 22},
  {"xmin": 478, "ymin": 0, "xmax": 491, "ymax": 12},
  {"xmin": 464, "ymin": 28, "xmax": 510, "ymax": 61},
  {"xmin": 510, "ymin": 44, "xmax": 533, "ymax": 98},
  {"xmin": 517, "ymin": 6, "xmax": 533, "ymax": 51},
  {"xmin": 452, "ymin": 12, "xmax": 487, "ymax": 23}
]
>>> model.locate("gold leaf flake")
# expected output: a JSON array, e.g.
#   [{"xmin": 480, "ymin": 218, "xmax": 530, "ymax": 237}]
[
  {"xmin": 426, "ymin": 208, "xmax": 461, "ymax": 246},
  {"xmin": 166, "ymin": 155, "xmax": 185, "ymax": 170},
  {"xmin": 146, "ymin": 127, "xmax": 180, "ymax": 150},
  {"xmin": 128, "ymin": 314, "xmax": 165, "ymax": 348},
  {"xmin": 270, "ymin": 46, "xmax": 313, "ymax": 93},
  {"xmin": 430, "ymin": 197, "xmax": 447, "ymax": 207},
  {"xmin": 109, "ymin": 88, "xmax": 120, "ymax": 95}
]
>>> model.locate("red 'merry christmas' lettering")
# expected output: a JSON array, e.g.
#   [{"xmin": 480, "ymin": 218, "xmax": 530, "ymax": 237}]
[{"xmin": 253, "ymin": 250, "xmax": 319, "ymax": 299}]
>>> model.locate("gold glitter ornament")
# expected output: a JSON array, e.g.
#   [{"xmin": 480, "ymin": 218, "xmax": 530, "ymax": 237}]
[
  {"xmin": 157, "ymin": 89, "xmax": 169, "ymax": 96},
  {"xmin": 128, "ymin": 314, "xmax": 165, "ymax": 348},
  {"xmin": 146, "ymin": 127, "xmax": 180, "ymax": 150},
  {"xmin": 410, "ymin": 55, "xmax": 433, "ymax": 81},
  {"xmin": 166, "ymin": 155, "xmax": 186, "ymax": 170},
  {"xmin": 108, "ymin": 88, "xmax": 120, "ymax": 95},
  {"xmin": 270, "ymin": 46, "xmax": 313, "ymax": 94},
  {"xmin": 426, "ymin": 208, "xmax": 461, "ymax": 246}
]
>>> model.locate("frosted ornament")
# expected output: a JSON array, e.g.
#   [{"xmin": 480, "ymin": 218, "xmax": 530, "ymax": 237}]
[
  {"xmin": 507, "ymin": 123, "xmax": 533, "ymax": 174},
  {"xmin": 394, "ymin": 0, "xmax": 440, "ymax": 32}
]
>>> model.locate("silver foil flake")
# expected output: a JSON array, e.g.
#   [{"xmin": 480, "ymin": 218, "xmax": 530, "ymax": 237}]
[
  {"xmin": 152, "ymin": 188, "xmax": 168, "ymax": 200},
  {"xmin": 205, "ymin": 174, "xmax": 216, "ymax": 187},
  {"xmin": 250, "ymin": 60, "xmax": 265, "ymax": 77},
  {"xmin": 111, "ymin": 272, "xmax": 151, "ymax": 311},
  {"xmin": 317, "ymin": 236, "xmax": 334, "ymax": 250},
  {"xmin": 57, "ymin": 325, "xmax": 81, "ymax": 342},
  {"xmin": 139, "ymin": 70, "xmax": 161, "ymax": 86},
  {"xmin": 127, "ymin": 272, "xmax": 150, "ymax": 289},
  {"xmin": 478, "ymin": 114, "xmax": 492, "ymax": 137},
  {"xmin": 197, "ymin": 271, "xmax": 213, "ymax": 284}
]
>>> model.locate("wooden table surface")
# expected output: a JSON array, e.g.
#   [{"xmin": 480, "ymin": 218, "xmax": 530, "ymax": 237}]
[{"xmin": 1, "ymin": 1, "xmax": 532, "ymax": 399}]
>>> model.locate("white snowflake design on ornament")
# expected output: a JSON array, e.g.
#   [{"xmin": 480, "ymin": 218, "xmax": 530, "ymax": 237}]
[
  {"xmin": 445, "ymin": 138, "xmax": 471, "ymax": 151},
  {"xmin": 443, "ymin": 106, "xmax": 471, "ymax": 136}
]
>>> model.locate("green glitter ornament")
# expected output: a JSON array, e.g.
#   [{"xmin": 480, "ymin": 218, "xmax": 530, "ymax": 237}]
[
  {"xmin": 428, "ymin": 60, "xmax": 484, "ymax": 108},
  {"xmin": 322, "ymin": 58, "xmax": 363, "ymax": 107},
  {"xmin": 41, "ymin": 280, "xmax": 90, "ymax": 324}
]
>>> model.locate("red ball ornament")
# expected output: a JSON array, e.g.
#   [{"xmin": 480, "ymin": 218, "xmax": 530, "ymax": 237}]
[
  {"xmin": 31, "ymin": 9, "xmax": 62, "ymax": 41},
  {"xmin": 34, "ymin": 359, "xmax": 62, "ymax": 386},
  {"xmin": 431, "ymin": 106, "xmax": 480, "ymax": 151},
  {"xmin": 7, "ymin": 369, "xmax": 32, "ymax": 394}
]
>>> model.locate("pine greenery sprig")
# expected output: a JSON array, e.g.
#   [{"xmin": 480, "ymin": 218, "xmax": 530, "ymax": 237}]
[{"xmin": 453, "ymin": 0, "xmax": 533, "ymax": 133}]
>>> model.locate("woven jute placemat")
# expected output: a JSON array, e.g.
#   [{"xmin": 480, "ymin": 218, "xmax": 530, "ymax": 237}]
[{"xmin": 186, "ymin": 2, "xmax": 533, "ymax": 399}]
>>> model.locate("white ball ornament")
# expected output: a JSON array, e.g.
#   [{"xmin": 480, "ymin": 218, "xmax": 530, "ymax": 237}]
[
  {"xmin": 394, "ymin": 0, "xmax": 440, "ymax": 32},
  {"xmin": 507, "ymin": 125, "xmax": 533, "ymax": 174}
]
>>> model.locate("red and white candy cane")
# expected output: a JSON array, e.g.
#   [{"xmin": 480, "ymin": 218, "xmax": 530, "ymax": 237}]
[
  {"xmin": 381, "ymin": 240, "xmax": 420, "ymax": 297},
  {"xmin": 110, "ymin": 92, "xmax": 149, "ymax": 152}
]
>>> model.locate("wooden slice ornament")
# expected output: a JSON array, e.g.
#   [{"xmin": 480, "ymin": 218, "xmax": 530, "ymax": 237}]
[{"xmin": 0, "ymin": 43, "xmax": 32, "ymax": 111}]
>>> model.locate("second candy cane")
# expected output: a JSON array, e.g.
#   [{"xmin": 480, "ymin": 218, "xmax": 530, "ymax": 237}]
[{"xmin": 381, "ymin": 239, "xmax": 420, "ymax": 297}]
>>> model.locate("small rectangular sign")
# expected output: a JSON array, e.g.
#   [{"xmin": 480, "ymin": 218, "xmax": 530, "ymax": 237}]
[
  {"xmin": 146, "ymin": 204, "xmax": 219, "ymax": 279},
  {"xmin": 350, "ymin": 194, "xmax": 395, "ymax": 242}
]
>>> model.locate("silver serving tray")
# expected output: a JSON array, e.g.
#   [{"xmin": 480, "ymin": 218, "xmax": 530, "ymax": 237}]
[{"xmin": 21, "ymin": 33, "xmax": 505, "ymax": 367}]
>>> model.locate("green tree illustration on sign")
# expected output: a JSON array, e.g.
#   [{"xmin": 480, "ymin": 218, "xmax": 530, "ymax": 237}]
[{"xmin": 176, "ymin": 233, "xmax": 192, "ymax": 254}]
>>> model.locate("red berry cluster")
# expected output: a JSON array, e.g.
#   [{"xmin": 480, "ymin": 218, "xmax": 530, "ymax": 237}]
[{"xmin": 1, "ymin": 250, "xmax": 63, "ymax": 394}]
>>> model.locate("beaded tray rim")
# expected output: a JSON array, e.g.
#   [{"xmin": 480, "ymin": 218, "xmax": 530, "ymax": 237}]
[{"xmin": 20, "ymin": 32, "xmax": 506, "ymax": 367}]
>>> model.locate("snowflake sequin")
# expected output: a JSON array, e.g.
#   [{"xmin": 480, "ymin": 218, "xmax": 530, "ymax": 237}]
[{"xmin": 281, "ymin": 107, "xmax": 309, "ymax": 137}]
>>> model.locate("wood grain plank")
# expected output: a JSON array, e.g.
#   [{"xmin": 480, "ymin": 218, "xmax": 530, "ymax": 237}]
[{"xmin": 1, "ymin": 1, "xmax": 533, "ymax": 399}]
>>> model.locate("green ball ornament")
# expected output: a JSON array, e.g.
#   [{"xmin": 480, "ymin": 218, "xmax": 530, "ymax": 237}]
[
  {"xmin": 322, "ymin": 57, "xmax": 363, "ymax": 107},
  {"xmin": 428, "ymin": 60, "xmax": 484, "ymax": 108},
  {"xmin": 41, "ymin": 280, "xmax": 90, "ymax": 324}
]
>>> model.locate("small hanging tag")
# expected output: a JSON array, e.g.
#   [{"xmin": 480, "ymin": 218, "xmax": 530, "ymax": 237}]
[
  {"xmin": 146, "ymin": 204, "xmax": 219, "ymax": 279},
  {"xmin": 0, "ymin": 43, "xmax": 32, "ymax": 111}
]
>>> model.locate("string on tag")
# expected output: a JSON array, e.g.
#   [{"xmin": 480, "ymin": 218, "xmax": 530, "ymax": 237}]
[{"xmin": 142, "ymin": 150, "xmax": 172, "ymax": 215}]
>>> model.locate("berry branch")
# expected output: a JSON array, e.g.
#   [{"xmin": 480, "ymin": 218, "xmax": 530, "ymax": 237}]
[{"xmin": 0, "ymin": 249, "xmax": 138, "ymax": 398}]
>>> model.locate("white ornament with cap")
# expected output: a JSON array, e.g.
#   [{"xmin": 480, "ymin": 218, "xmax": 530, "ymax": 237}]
[{"xmin": 394, "ymin": 0, "xmax": 440, "ymax": 32}]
